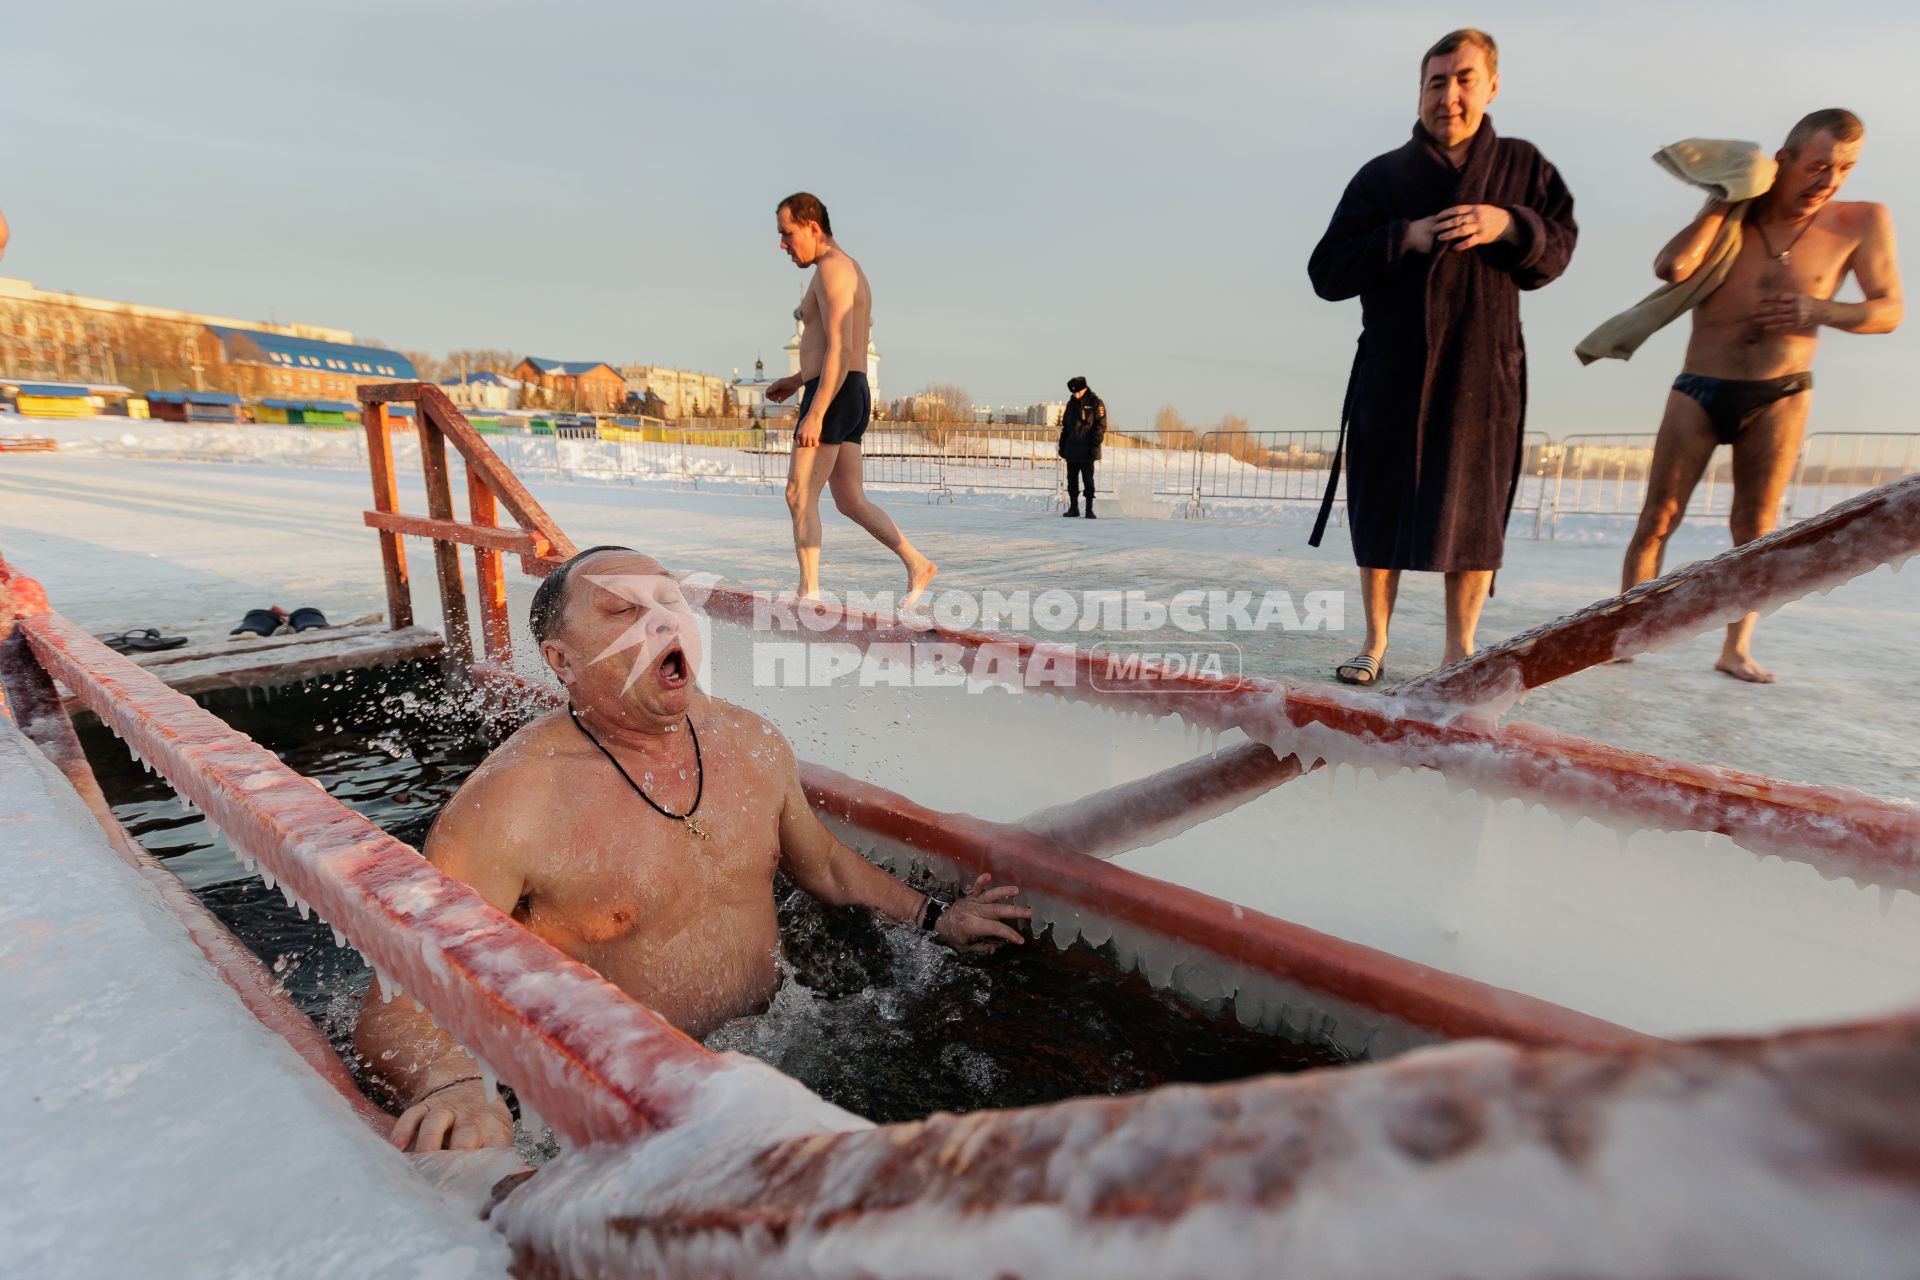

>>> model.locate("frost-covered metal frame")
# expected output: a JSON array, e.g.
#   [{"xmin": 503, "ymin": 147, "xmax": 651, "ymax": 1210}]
[{"xmin": 3, "ymin": 383, "xmax": 1914, "ymax": 1277}]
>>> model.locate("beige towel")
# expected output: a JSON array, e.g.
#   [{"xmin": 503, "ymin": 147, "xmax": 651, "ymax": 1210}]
[{"xmin": 1575, "ymin": 139, "xmax": 1777, "ymax": 365}]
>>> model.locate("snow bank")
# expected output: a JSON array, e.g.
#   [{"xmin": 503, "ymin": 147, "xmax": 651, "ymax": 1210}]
[{"xmin": 0, "ymin": 720, "xmax": 511, "ymax": 1280}]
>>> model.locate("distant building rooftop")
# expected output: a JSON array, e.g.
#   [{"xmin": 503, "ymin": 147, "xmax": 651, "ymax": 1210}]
[
  {"xmin": 8, "ymin": 381, "xmax": 134, "ymax": 398},
  {"xmin": 260, "ymin": 398, "xmax": 359, "ymax": 413},
  {"xmin": 206, "ymin": 326, "xmax": 416, "ymax": 380},
  {"xmin": 521, "ymin": 357, "xmax": 617, "ymax": 377},
  {"xmin": 147, "ymin": 390, "xmax": 245, "ymax": 406},
  {"xmin": 439, "ymin": 370, "xmax": 522, "ymax": 385}
]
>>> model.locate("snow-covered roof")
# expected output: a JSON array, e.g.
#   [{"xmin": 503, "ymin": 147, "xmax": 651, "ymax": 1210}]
[
  {"xmin": 205, "ymin": 325, "xmax": 416, "ymax": 380},
  {"xmin": 521, "ymin": 356, "xmax": 617, "ymax": 377},
  {"xmin": 441, "ymin": 370, "xmax": 523, "ymax": 388}
]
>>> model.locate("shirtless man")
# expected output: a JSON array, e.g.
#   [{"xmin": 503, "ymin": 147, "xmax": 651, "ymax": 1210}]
[
  {"xmin": 764, "ymin": 192, "xmax": 938, "ymax": 606},
  {"xmin": 353, "ymin": 546, "xmax": 1028, "ymax": 1151},
  {"xmin": 1622, "ymin": 109, "xmax": 1902, "ymax": 682}
]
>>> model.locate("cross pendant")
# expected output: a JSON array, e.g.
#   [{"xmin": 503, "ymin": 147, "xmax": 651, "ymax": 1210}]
[{"xmin": 684, "ymin": 817, "xmax": 710, "ymax": 841}]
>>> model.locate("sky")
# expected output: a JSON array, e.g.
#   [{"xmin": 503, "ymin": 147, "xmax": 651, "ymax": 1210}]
[{"xmin": 6, "ymin": 0, "xmax": 1916, "ymax": 437}]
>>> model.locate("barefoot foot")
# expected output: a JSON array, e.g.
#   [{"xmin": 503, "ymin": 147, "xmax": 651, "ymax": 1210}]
[
  {"xmin": 902, "ymin": 558, "xmax": 938, "ymax": 609},
  {"xmin": 1714, "ymin": 653, "xmax": 1776, "ymax": 683}
]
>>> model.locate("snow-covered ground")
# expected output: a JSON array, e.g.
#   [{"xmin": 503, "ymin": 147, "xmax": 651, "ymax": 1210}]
[
  {"xmin": 0, "ymin": 719, "xmax": 514, "ymax": 1280},
  {"xmin": 4, "ymin": 420, "xmax": 1914, "ymax": 803}
]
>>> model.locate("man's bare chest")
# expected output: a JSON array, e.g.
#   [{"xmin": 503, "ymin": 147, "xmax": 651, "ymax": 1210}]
[
  {"xmin": 1702, "ymin": 224, "xmax": 1854, "ymax": 319},
  {"xmin": 521, "ymin": 755, "xmax": 783, "ymax": 947}
]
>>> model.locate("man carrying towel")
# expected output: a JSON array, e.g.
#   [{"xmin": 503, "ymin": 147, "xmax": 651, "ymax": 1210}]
[
  {"xmin": 1601, "ymin": 110, "xmax": 1902, "ymax": 683},
  {"xmin": 1308, "ymin": 28, "xmax": 1576, "ymax": 687}
]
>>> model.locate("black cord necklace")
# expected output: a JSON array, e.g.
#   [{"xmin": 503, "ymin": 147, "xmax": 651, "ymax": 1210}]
[
  {"xmin": 567, "ymin": 707, "xmax": 709, "ymax": 840},
  {"xmin": 1752, "ymin": 213, "xmax": 1815, "ymax": 263}
]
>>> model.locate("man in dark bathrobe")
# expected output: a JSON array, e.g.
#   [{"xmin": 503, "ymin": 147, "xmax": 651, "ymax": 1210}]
[{"xmin": 1307, "ymin": 28, "xmax": 1576, "ymax": 687}]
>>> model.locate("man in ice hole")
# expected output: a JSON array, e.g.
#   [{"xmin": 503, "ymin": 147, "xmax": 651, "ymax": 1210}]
[{"xmin": 353, "ymin": 546, "xmax": 1029, "ymax": 1151}]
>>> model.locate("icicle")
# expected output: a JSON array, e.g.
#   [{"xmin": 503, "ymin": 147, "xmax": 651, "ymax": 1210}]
[
  {"xmin": 331, "ymin": 926, "xmax": 346, "ymax": 949},
  {"xmin": 261, "ymin": 866, "xmax": 276, "ymax": 892},
  {"xmin": 518, "ymin": 1095, "xmax": 549, "ymax": 1145},
  {"xmin": 375, "ymin": 968, "xmax": 403, "ymax": 1003}
]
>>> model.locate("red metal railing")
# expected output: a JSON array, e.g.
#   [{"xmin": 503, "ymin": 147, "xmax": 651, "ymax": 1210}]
[
  {"xmin": 358, "ymin": 383, "xmax": 575, "ymax": 662},
  {"xmin": 8, "ymin": 379, "xmax": 1915, "ymax": 1275}
]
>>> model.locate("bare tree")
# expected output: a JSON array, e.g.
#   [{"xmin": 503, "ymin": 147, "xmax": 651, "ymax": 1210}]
[
  {"xmin": 1152, "ymin": 404, "xmax": 1198, "ymax": 450},
  {"xmin": 906, "ymin": 382, "xmax": 973, "ymax": 422},
  {"xmin": 402, "ymin": 350, "xmax": 446, "ymax": 382},
  {"xmin": 445, "ymin": 348, "xmax": 522, "ymax": 377}
]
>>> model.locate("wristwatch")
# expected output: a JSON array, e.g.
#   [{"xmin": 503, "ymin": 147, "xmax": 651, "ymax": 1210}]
[{"xmin": 919, "ymin": 895, "xmax": 951, "ymax": 934}]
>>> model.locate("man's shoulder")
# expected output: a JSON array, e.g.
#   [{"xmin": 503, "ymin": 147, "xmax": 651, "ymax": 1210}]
[
  {"xmin": 699, "ymin": 694, "xmax": 790, "ymax": 753},
  {"xmin": 819, "ymin": 249, "xmax": 861, "ymax": 280},
  {"xmin": 1490, "ymin": 134, "xmax": 1560, "ymax": 174},
  {"xmin": 425, "ymin": 714, "xmax": 576, "ymax": 867},
  {"xmin": 452, "ymin": 713, "xmax": 575, "ymax": 807},
  {"xmin": 1828, "ymin": 200, "xmax": 1893, "ymax": 235},
  {"xmin": 1353, "ymin": 144, "xmax": 1416, "ymax": 183}
]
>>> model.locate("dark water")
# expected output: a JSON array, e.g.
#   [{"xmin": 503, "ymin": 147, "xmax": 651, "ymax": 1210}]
[{"xmin": 78, "ymin": 666, "xmax": 1348, "ymax": 1124}]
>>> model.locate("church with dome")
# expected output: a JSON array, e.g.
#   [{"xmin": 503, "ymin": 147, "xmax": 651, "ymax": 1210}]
[{"xmin": 730, "ymin": 310, "xmax": 880, "ymax": 419}]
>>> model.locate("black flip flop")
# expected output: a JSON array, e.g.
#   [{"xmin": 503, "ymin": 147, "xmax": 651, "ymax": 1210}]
[
  {"xmin": 229, "ymin": 608, "xmax": 284, "ymax": 639},
  {"xmin": 101, "ymin": 628, "xmax": 189, "ymax": 654},
  {"xmin": 287, "ymin": 607, "xmax": 330, "ymax": 633},
  {"xmin": 1335, "ymin": 654, "xmax": 1383, "ymax": 686}
]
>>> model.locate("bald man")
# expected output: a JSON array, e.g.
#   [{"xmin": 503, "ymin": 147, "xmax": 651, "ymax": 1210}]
[{"xmin": 353, "ymin": 546, "xmax": 1029, "ymax": 1151}]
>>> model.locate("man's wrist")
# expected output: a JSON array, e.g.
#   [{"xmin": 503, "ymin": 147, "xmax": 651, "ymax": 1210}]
[
  {"xmin": 918, "ymin": 893, "xmax": 949, "ymax": 935},
  {"xmin": 407, "ymin": 1073, "xmax": 483, "ymax": 1108}
]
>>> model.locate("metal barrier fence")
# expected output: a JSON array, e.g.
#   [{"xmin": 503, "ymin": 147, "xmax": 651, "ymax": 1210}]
[
  {"xmin": 1537, "ymin": 431, "xmax": 1920, "ymax": 533},
  {"xmin": 1787, "ymin": 432, "xmax": 1920, "ymax": 521},
  {"xmin": 101, "ymin": 416, "xmax": 1920, "ymax": 537}
]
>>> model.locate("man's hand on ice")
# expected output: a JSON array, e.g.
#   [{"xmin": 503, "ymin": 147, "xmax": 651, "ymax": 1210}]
[
  {"xmin": 390, "ymin": 1078, "xmax": 514, "ymax": 1152},
  {"xmin": 934, "ymin": 873, "xmax": 1032, "ymax": 954}
]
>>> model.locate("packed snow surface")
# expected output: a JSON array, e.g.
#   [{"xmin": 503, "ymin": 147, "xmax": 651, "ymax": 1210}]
[{"xmin": 0, "ymin": 720, "xmax": 511, "ymax": 1280}]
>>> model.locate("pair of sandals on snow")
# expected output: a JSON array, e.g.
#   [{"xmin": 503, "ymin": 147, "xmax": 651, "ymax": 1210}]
[
  {"xmin": 230, "ymin": 606, "xmax": 329, "ymax": 639},
  {"xmin": 97, "ymin": 607, "xmax": 331, "ymax": 653}
]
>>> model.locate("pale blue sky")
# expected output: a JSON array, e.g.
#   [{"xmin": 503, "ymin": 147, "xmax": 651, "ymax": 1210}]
[{"xmin": 7, "ymin": 1, "xmax": 1914, "ymax": 435}]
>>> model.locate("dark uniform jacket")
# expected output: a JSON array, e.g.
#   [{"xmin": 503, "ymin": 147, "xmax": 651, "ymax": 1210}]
[{"xmin": 1058, "ymin": 392, "xmax": 1107, "ymax": 462}]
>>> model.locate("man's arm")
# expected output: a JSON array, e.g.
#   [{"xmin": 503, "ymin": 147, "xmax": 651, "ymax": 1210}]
[
  {"xmin": 1759, "ymin": 205, "xmax": 1904, "ymax": 335},
  {"xmin": 770, "ymin": 730, "xmax": 1029, "ymax": 950},
  {"xmin": 797, "ymin": 261, "xmax": 855, "ymax": 447},
  {"xmin": 1456, "ymin": 157, "xmax": 1578, "ymax": 291},
  {"xmin": 1654, "ymin": 200, "xmax": 1734, "ymax": 284},
  {"xmin": 1309, "ymin": 170, "xmax": 1441, "ymax": 302},
  {"xmin": 351, "ymin": 781, "xmax": 525, "ymax": 1151}
]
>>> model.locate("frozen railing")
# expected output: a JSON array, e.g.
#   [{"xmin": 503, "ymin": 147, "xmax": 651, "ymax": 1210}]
[{"xmin": 8, "ymin": 379, "xmax": 1919, "ymax": 1276}]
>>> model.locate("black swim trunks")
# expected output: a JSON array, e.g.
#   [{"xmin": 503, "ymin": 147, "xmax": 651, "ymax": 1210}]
[
  {"xmin": 1672, "ymin": 371, "xmax": 1813, "ymax": 445},
  {"xmin": 796, "ymin": 371, "xmax": 871, "ymax": 446}
]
